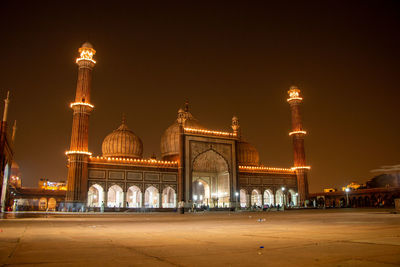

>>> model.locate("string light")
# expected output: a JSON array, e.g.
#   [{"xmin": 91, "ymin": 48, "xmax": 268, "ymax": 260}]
[
  {"xmin": 76, "ymin": 49, "xmax": 96, "ymax": 64},
  {"xmin": 291, "ymin": 166, "xmax": 311, "ymax": 170},
  {"xmin": 184, "ymin": 127, "xmax": 237, "ymax": 137},
  {"xmin": 289, "ymin": 130, "xmax": 307, "ymax": 136},
  {"xmin": 89, "ymin": 156, "xmax": 178, "ymax": 167},
  {"xmin": 287, "ymin": 97, "xmax": 303, "ymax": 102},
  {"xmin": 70, "ymin": 102, "xmax": 94, "ymax": 109},
  {"xmin": 239, "ymin": 165, "xmax": 295, "ymax": 173},
  {"xmin": 65, "ymin": 151, "xmax": 92, "ymax": 156},
  {"xmin": 287, "ymin": 88, "xmax": 303, "ymax": 102}
]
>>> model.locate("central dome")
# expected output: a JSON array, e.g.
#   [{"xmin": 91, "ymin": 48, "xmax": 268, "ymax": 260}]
[
  {"xmin": 102, "ymin": 116, "xmax": 143, "ymax": 158},
  {"xmin": 161, "ymin": 103, "xmax": 203, "ymax": 161}
]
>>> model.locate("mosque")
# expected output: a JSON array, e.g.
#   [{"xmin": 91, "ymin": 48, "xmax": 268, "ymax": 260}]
[{"xmin": 65, "ymin": 42, "xmax": 310, "ymax": 211}]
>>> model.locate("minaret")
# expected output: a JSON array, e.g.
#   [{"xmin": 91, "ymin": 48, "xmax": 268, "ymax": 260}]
[
  {"xmin": 287, "ymin": 86, "xmax": 309, "ymax": 206},
  {"xmin": 12, "ymin": 120, "xmax": 17, "ymax": 142},
  {"xmin": 2, "ymin": 91, "xmax": 10, "ymax": 122},
  {"xmin": 65, "ymin": 42, "xmax": 96, "ymax": 208},
  {"xmin": 177, "ymin": 107, "xmax": 186, "ymax": 214},
  {"xmin": 0, "ymin": 92, "xmax": 10, "ymax": 212}
]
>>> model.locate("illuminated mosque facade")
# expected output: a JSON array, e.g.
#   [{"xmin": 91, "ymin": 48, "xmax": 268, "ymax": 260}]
[{"xmin": 65, "ymin": 42, "xmax": 310, "ymax": 210}]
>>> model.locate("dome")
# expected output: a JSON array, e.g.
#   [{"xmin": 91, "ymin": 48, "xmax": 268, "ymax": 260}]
[
  {"xmin": 81, "ymin": 41, "xmax": 93, "ymax": 49},
  {"xmin": 102, "ymin": 116, "xmax": 143, "ymax": 158},
  {"xmin": 161, "ymin": 105, "xmax": 203, "ymax": 161},
  {"xmin": 237, "ymin": 140, "xmax": 260, "ymax": 166}
]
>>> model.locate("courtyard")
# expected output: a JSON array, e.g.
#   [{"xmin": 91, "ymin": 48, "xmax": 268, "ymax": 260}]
[{"xmin": 0, "ymin": 209, "xmax": 399, "ymax": 266}]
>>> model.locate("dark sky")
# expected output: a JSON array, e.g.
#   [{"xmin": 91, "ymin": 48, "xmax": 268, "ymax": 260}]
[{"xmin": 1, "ymin": 1, "xmax": 399, "ymax": 192}]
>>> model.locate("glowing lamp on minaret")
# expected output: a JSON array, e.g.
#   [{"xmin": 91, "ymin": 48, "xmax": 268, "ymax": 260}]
[
  {"xmin": 287, "ymin": 86, "xmax": 309, "ymax": 206},
  {"xmin": 65, "ymin": 42, "xmax": 96, "ymax": 208},
  {"xmin": 76, "ymin": 44, "xmax": 96, "ymax": 64}
]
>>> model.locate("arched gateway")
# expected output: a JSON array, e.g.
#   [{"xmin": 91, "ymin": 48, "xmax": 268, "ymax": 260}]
[{"xmin": 192, "ymin": 149, "xmax": 230, "ymax": 208}]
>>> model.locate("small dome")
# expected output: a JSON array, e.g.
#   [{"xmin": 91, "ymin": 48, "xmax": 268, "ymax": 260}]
[
  {"xmin": 237, "ymin": 140, "xmax": 260, "ymax": 166},
  {"xmin": 81, "ymin": 41, "xmax": 93, "ymax": 49},
  {"xmin": 161, "ymin": 107, "xmax": 203, "ymax": 161},
  {"xmin": 102, "ymin": 116, "xmax": 143, "ymax": 158}
]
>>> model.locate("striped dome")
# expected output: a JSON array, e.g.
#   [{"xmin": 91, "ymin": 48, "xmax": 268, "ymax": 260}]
[
  {"xmin": 102, "ymin": 117, "xmax": 143, "ymax": 158},
  {"xmin": 161, "ymin": 104, "xmax": 203, "ymax": 161},
  {"xmin": 237, "ymin": 140, "xmax": 260, "ymax": 166}
]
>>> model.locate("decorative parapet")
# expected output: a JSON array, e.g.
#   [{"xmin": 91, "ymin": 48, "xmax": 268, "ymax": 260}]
[
  {"xmin": 239, "ymin": 165, "xmax": 295, "ymax": 174},
  {"xmin": 184, "ymin": 127, "xmax": 237, "ymax": 138},
  {"xmin": 89, "ymin": 156, "xmax": 178, "ymax": 168}
]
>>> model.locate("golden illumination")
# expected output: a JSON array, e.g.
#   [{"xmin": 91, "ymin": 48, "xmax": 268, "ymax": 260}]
[
  {"xmin": 89, "ymin": 156, "xmax": 178, "ymax": 167},
  {"xmin": 287, "ymin": 87, "xmax": 303, "ymax": 102},
  {"xmin": 70, "ymin": 102, "xmax": 94, "ymax": 109},
  {"xmin": 65, "ymin": 150, "xmax": 92, "ymax": 156},
  {"xmin": 40, "ymin": 181, "xmax": 67, "ymax": 191},
  {"xmin": 76, "ymin": 47, "xmax": 96, "ymax": 64},
  {"xmin": 291, "ymin": 166, "xmax": 311, "ymax": 170},
  {"xmin": 289, "ymin": 130, "xmax": 307, "ymax": 136},
  {"xmin": 342, "ymin": 182, "xmax": 362, "ymax": 192},
  {"xmin": 184, "ymin": 127, "xmax": 237, "ymax": 137},
  {"xmin": 239, "ymin": 165, "xmax": 295, "ymax": 173}
]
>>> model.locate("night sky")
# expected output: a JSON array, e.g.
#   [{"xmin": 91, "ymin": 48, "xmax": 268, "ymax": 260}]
[{"xmin": 1, "ymin": 1, "xmax": 399, "ymax": 192}]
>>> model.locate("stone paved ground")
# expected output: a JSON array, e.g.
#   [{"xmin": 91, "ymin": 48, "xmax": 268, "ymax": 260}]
[{"xmin": 0, "ymin": 209, "xmax": 399, "ymax": 267}]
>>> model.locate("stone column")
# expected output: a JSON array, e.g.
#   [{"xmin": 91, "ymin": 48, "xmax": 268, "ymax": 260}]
[
  {"xmin": 121, "ymin": 192, "xmax": 126, "ymax": 208},
  {"xmin": 159, "ymin": 189, "xmax": 163, "ymax": 208},
  {"xmin": 261, "ymin": 190, "xmax": 264, "ymax": 208},
  {"xmin": 142, "ymin": 190, "xmax": 145, "ymax": 208}
]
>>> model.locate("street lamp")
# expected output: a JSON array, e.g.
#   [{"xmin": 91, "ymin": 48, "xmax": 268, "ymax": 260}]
[
  {"xmin": 281, "ymin": 187, "xmax": 286, "ymax": 207},
  {"xmin": 295, "ymin": 192, "xmax": 299, "ymax": 206},
  {"xmin": 345, "ymin": 188, "xmax": 350, "ymax": 207}
]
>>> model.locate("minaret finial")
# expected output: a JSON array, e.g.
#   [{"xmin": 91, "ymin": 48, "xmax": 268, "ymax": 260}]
[
  {"xmin": 177, "ymin": 108, "xmax": 186, "ymax": 125},
  {"xmin": 231, "ymin": 115, "xmax": 240, "ymax": 137},
  {"xmin": 122, "ymin": 113, "xmax": 127, "ymax": 125},
  {"xmin": 12, "ymin": 120, "xmax": 17, "ymax": 142},
  {"xmin": 184, "ymin": 99, "xmax": 189, "ymax": 112},
  {"xmin": 2, "ymin": 91, "xmax": 10, "ymax": 122}
]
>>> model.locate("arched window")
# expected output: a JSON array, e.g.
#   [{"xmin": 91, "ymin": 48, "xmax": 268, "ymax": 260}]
[
  {"xmin": 275, "ymin": 189, "xmax": 284, "ymax": 206},
  {"xmin": 251, "ymin": 189, "xmax": 262, "ymax": 207},
  {"xmin": 39, "ymin": 197, "xmax": 47, "ymax": 211},
  {"xmin": 126, "ymin": 186, "xmax": 142, "ymax": 208},
  {"xmin": 48, "ymin": 198, "xmax": 57, "ymax": 211},
  {"xmin": 288, "ymin": 189, "xmax": 297, "ymax": 206},
  {"xmin": 107, "ymin": 185, "xmax": 123, "ymax": 207},
  {"xmin": 263, "ymin": 189, "xmax": 274, "ymax": 206},
  {"xmin": 162, "ymin": 187, "xmax": 176, "ymax": 208},
  {"xmin": 145, "ymin": 186, "xmax": 159, "ymax": 208},
  {"xmin": 88, "ymin": 184, "xmax": 104, "ymax": 207},
  {"xmin": 240, "ymin": 189, "xmax": 248, "ymax": 208}
]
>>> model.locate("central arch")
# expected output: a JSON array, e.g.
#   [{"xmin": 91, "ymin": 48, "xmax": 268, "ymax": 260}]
[{"xmin": 192, "ymin": 149, "xmax": 230, "ymax": 207}]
